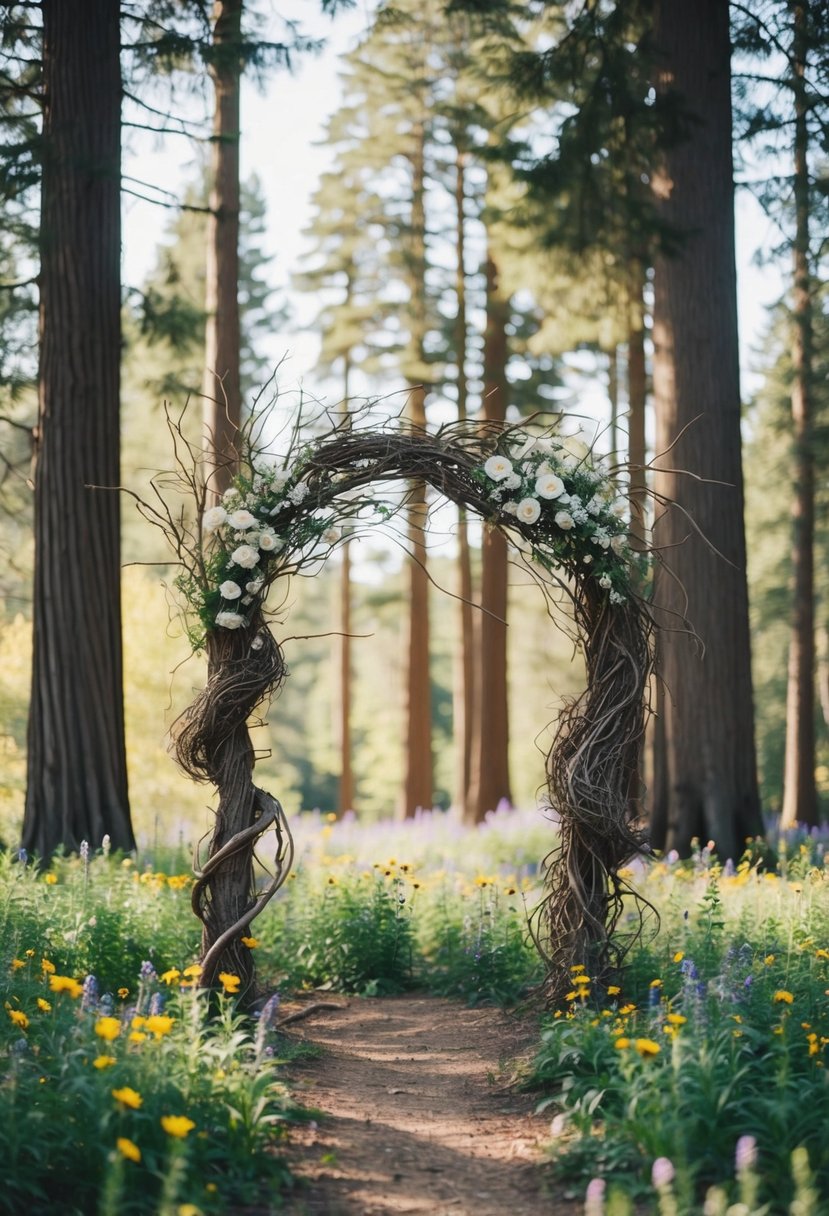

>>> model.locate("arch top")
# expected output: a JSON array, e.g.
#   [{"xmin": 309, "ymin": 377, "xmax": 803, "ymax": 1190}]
[{"xmin": 188, "ymin": 416, "xmax": 645, "ymax": 646}]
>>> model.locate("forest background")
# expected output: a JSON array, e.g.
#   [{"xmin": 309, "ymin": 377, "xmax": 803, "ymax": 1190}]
[{"xmin": 0, "ymin": 0, "xmax": 827, "ymax": 852}]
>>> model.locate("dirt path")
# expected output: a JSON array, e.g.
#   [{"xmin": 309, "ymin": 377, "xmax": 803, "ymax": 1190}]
[{"xmin": 279, "ymin": 993, "xmax": 580, "ymax": 1216}]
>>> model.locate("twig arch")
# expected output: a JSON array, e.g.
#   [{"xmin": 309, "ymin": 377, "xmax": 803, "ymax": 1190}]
[{"xmin": 161, "ymin": 413, "xmax": 654, "ymax": 1003}]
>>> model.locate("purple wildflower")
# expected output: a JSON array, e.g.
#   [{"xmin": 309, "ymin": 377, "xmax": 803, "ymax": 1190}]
[
  {"xmin": 652, "ymin": 1157, "xmax": 675, "ymax": 1188},
  {"xmin": 735, "ymin": 1135, "xmax": 758, "ymax": 1174},
  {"xmin": 82, "ymin": 974, "xmax": 100, "ymax": 1011}
]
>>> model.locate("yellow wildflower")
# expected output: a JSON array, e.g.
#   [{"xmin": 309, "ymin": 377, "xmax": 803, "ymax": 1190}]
[
  {"xmin": 145, "ymin": 1015, "xmax": 174, "ymax": 1039},
  {"xmin": 25, "ymin": 950, "xmax": 35, "ymax": 958},
  {"xmin": 11, "ymin": 958, "xmax": 25, "ymax": 971},
  {"xmin": 218, "ymin": 972, "xmax": 240, "ymax": 994},
  {"xmin": 93, "ymin": 1055, "xmax": 117, "ymax": 1070},
  {"xmin": 41, "ymin": 959, "xmax": 56, "ymax": 975},
  {"xmin": 240, "ymin": 936, "xmax": 259, "ymax": 948},
  {"xmin": 763, "ymin": 954, "xmax": 775, "ymax": 966},
  {"xmin": 95, "ymin": 1017, "xmax": 122, "ymax": 1042},
  {"xmin": 666, "ymin": 1013, "xmax": 687, "ymax": 1026},
  {"xmin": 112, "ymin": 1086, "xmax": 143, "ymax": 1109},
  {"xmin": 49, "ymin": 975, "xmax": 83, "ymax": 998},
  {"xmin": 672, "ymin": 951, "xmax": 685, "ymax": 963},
  {"xmin": 118, "ymin": 988, "xmax": 129, "ymax": 999},
  {"xmin": 36, "ymin": 998, "xmax": 51, "ymax": 1013},
  {"xmin": 129, "ymin": 1031, "xmax": 147, "ymax": 1045},
  {"xmin": 177, "ymin": 1205, "xmax": 202, "ymax": 1216},
  {"xmin": 619, "ymin": 1003, "xmax": 636, "ymax": 1015},
  {"xmin": 44, "ymin": 873, "xmax": 58, "ymax": 885},
  {"xmin": 572, "ymin": 975, "xmax": 591, "ymax": 986},
  {"xmin": 182, "ymin": 965, "xmax": 202, "ymax": 978},
  {"xmin": 161, "ymin": 1114, "xmax": 195, "ymax": 1139},
  {"xmin": 649, "ymin": 979, "xmax": 663, "ymax": 989},
  {"xmin": 607, "ymin": 986, "xmax": 621, "ymax": 996},
  {"xmin": 634, "ymin": 1038, "xmax": 661, "ymax": 1057},
  {"xmin": 116, "ymin": 1137, "xmax": 141, "ymax": 1163},
  {"xmin": 773, "ymin": 990, "xmax": 794, "ymax": 1004},
  {"xmin": 7, "ymin": 1008, "xmax": 29, "ymax": 1030},
  {"xmin": 565, "ymin": 990, "xmax": 578, "ymax": 1002},
  {"xmin": 614, "ymin": 1037, "xmax": 631, "ymax": 1050},
  {"xmin": 570, "ymin": 965, "xmax": 586, "ymax": 974},
  {"xmin": 160, "ymin": 969, "xmax": 181, "ymax": 985}
]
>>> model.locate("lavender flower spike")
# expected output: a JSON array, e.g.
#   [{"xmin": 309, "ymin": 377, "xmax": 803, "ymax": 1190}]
[{"xmin": 735, "ymin": 1135, "xmax": 758, "ymax": 1174}]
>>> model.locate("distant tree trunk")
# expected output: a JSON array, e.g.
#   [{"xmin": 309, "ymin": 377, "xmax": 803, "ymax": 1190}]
[
  {"xmin": 817, "ymin": 622, "xmax": 829, "ymax": 733},
  {"xmin": 468, "ymin": 250, "xmax": 512, "ymax": 822},
  {"xmin": 650, "ymin": 0, "xmax": 762, "ymax": 860},
  {"xmin": 22, "ymin": 0, "xmax": 134, "ymax": 858},
  {"xmin": 781, "ymin": 0, "xmax": 817, "ymax": 828},
  {"xmin": 202, "ymin": 0, "xmax": 242, "ymax": 501},
  {"xmin": 607, "ymin": 346, "xmax": 619, "ymax": 465},
  {"xmin": 453, "ymin": 148, "xmax": 476, "ymax": 819},
  {"xmin": 627, "ymin": 263, "xmax": 648, "ymax": 551},
  {"xmin": 402, "ymin": 121, "xmax": 432, "ymax": 818},
  {"xmin": 338, "ymin": 354, "xmax": 355, "ymax": 817}
]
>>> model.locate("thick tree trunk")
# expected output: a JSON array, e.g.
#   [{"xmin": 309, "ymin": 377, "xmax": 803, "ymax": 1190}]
[
  {"xmin": 402, "ymin": 123, "xmax": 433, "ymax": 818},
  {"xmin": 627, "ymin": 265, "xmax": 648, "ymax": 551},
  {"xmin": 468, "ymin": 252, "xmax": 512, "ymax": 822},
  {"xmin": 780, "ymin": 0, "xmax": 817, "ymax": 828},
  {"xmin": 650, "ymin": 0, "xmax": 762, "ymax": 860},
  {"xmin": 22, "ymin": 0, "xmax": 133, "ymax": 858},
  {"xmin": 202, "ymin": 0, "xmax": 243, "ymax": 501},
  {"xmin": 453, "ymin": 148, "xmax": 476, "ymax": 819}
]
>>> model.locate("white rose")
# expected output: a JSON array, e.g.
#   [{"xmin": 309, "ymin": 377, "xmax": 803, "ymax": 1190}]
[
  {"xmin": 554, "ymin": 510, "xmax": 575, "ymax": 531},
  {"xmin": 257, "ymin": 531, "xmax": 284, "ymax": 553},
  {"xmin": 216, "ymin": 610, "xmax": 245, "ymax": 630},
  {"xmin": 562, "ymin": 435, "xmax": 590, "ymax": 461},
  {"xmin": 484, "ymin": 455, "xmax": 513, "ymax": 482},
  {"xmin": 202, "ymin": 505, "xmax": 227, "ymax": 532},
  {"xmin": 599, "ymin": 574, "xmax": 612, "ymax": 589},
  {"xmin": 516, "ymin": 497, "xmax": 541, "ymax": 524},
  {"xmin": 503, "ymin": 472, "xmax": 522, "ymax": 490},
  {"xmin": 219, "ymin": 580, "xmax": 242, "ymax": 600},
  {"xmin": 227, "ymin": 509, "xmax": 256, "ymax": 530},
  {"xmin": 501, "ymin": 501, "xmax": 519, "ymax": 516},
  {"xmin": 610, "ymin": 533, "xmax": 628, "ymax": 555},
  {"xmin": 245, "ymin": 577, "xmax": 264, "ymax": 595},
  {"xmin": 582, "ymin": 554, "xmax": 594, "ymax": 565},
  {"xmin": 230, "ymin": 544, "xmax": 259, "ymax": 569},
  {"xmin": 322, "ymin": 526, "xmax": 340, "ymax": 544},
  {"xmin": 610, "ymin": 499, "xmax": 627, "ymax": 518},
  {"xmin": 535, "ymin": 473, "xmax": 565, "ymax": 500}
]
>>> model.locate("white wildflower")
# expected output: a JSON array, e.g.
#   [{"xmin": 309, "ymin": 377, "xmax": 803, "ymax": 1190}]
[
  {"xmin": 609, "ymin": 589, "xmax": 626, "ymax": 605},
  {"xmin": 484, "ymin": 454, "xmax": 513, "ymax": 482},
  {"xmin": 216, "ymin": 610, "xmax": 245, "ymax": 630},
  {"xmin": 219, "ymin": 580, "xmax": 242, "ymax": 600},
  {"xmin": 501, "ymin": 501, "xmax": 519, "ymax": 516},
  {"xmin": 227, "ymin": 509, "xmax": 256, "ymax": 530},
  {"xmin": 535, "ymin": 472, "xmax": 566, "ymax": 500},
  {"xmin": 586, "ymin": 496, "xmax": 603, "ymax": 516},
  {"xmin": 202, "ymin": 505, "xmax": 227, "ymax": 532},
  {"xmin": 554, "ymin": 510, "xmax": 575, "ymax": 531},
  {"xmin": 516, "ymin": 497, "xmax": 541, "ymax": 524},
  {"xmin": 245, "ymin": 577, "xmax": 264, "ymax": 595},
  {"xmin": 230, "ymin": 544, "xmax": 259, "ymax": 569},
  {"xmin": 503, "ymin": 472, "xmax": 522, "ymax": 491},
  {"xmin": 562, "ymin": 435, "xmax": 590, "ymax": 461},
  {"xmin": 322, "ymin": 526, "xmax": 340, "ymax": 544},
  {"xmin": 250, "ymin": 634, "xmax": 265, "ymax": 651},
  {"xmin": 583, "ymin": 554, "xmax": 594, "ymax": 565},
  {"xmin": 610, "ymin": 533, "xmax": 628, "ymax": 555},
  {"xmin": 610, "ymin": 499, "xmax": 627, "ymax": 518},
  {"xmin": 599, "ymin": 574, "xmax": 612, "ymax": 589}
]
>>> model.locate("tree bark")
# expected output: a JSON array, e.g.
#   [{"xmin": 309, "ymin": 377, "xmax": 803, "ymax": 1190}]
[
  {"xmin": 453, "ymin": 148, "xmax": 476, "ymax": 819},
  {"xmin": 650, "ymin": 0, "xmax": 762, "ymax": 860},
  {"xmin": 780, "ymin": 0, "xmax": 817, "ymax": 828},
  {"xmin": 338, "ymin": 354, "xmax": 354, "ymax": 817},
  {"xmin": 202, "ymin": 0, "xmax": 243, "ymax": 501},
  {"xmin": 468, "ymin": 251, "xmax": 512, "ymax": 822},
  {"xmin": 402, "ymin": 122, "xmax": 433, "ymax": 818},
  {"xmin": 22, "ymin": 0, "xmax": 133, "ymax": 858}
]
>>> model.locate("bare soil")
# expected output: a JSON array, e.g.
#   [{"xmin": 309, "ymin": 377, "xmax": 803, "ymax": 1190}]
[{"xmin": 278, "ymin": 993, "xmax": 581, "ymax": 1216}]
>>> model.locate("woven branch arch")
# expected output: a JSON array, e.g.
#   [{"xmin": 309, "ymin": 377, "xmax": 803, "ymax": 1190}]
[{"xmin": 163, "ymin": 413, "xmax": 654, "ymax": 1004}]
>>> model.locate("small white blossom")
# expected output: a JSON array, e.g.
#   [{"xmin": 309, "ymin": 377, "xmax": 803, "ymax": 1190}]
[
  {"xmin": 587, "ymin": 496, "xmax": 603, "ymax": 516},
  {"xmin": 516, "ymin": 497, "xmax": 541, "ymax": 524},
  {"xmin": 230, "ymin": 544, "xmax": 260, "ymax": 569},
  {"xmin": 599, "ymin": 574, "xmax": 612, "ymax": 589},
  {"xmin": 503, "ymin": 472, "xmax": 522, "ymax": 491},
  {"xmin": 241, "ymin": 595, "xmax": 253, "ymax": 605},
  {"xmin": 562, "ymin": 435, "xmax": 590, "ymax": 461},
  {"xmin": 484, "ymin": 454, "xmax": 513, "ymax": 482},
  {"xmin": 227, "ymin": 509, "xmax": 256, "ymax": 530},
  {"xmin": 609, "ymin": 589, "xmax": 626, "ymax": 605},
  {"xmin": 501, "ymin": 501, "xmax": 519, "ymax": 516},
  {"xmin": 257, "ymin": 531, "xmax": 284, "ymax": 553},
  {"xmin": 216, "ymin": 610, "xmax": 245, "ymax": 630},
  {"xmin": 245, "ymin": 577, "xmax": 264, "ymax": 595},
  {"xmin": 202, "ymin": 505, "xmax": 227, "ymax": 532},
  {"xmin": 219, "ymin": 580, "xmax": 242, "ymax": 600},
  {"xmin": 610, "ymin": 533, "xmax": 628, "ymax": 555},
  {"xmin": 289, "ymin": 480, "xmax": 310, "ymax": 505},
  {"xmin": 535, "ymin": 472, "xmax": 566, "ymax": 500},
  {"xmin": 268, "ymin": 501, "xmax": 288, "ymax": 516},
  {"xmin": 250, "ymin": 634, "xmax": 265, "ymax": 651},
  {"xmin": 554, "ymin": 510, "xmax": 575, "ymax": 531},
  {"xmin": 582, "ymin": 554, "xmax": 594, "ymax": 565},
  {"xmin": 223, "ymin": 487, "xmax": 240, "ymax": 505},
  {"xmin": 322, "ymin": 525, "xmax": 340, "ymax": 544},
  {"xmin": 610, "ymin": 499, "xmax": 627, "ymax": 518}
]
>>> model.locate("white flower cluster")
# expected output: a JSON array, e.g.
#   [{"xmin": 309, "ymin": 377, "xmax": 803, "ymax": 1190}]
[
  {"xmin": 202, "ymin": 454, "xmax": 341, "ymax": 631},
  {"xmin": 478, "ymin": 432, "xmax": 633, "ymax": 602}
]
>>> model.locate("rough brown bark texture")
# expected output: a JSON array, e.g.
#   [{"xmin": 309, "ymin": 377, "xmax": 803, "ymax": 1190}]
[
  {"xmin": 401, "ymin": 122, "xmax": 433, "ymax": 819},
  {"xmin": 202, "ymin": 0, "xmax": 243, "ymax": 501},
  {"xmin": 781, "ymin": 0, "xmax": 817, "ymax": 828},
  {"xmin": 23, "ymin": 0, "xmax": 133, "ymax": 858},
  {"xmin": 468, "ymin": 253, "xmax": 512, "ymax": 822},
  {"xmin": 650, "ymin": 0, "xmax": 762, "ymax": 861}
]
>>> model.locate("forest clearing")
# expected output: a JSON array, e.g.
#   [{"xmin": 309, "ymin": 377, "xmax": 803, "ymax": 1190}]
[{"xmin": 1, "ymin": 0, "xmax": 828, "ymax": 1213}]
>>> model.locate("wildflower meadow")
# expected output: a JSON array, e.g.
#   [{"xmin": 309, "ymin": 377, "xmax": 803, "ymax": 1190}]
[{"xmin": 2, "ymin": 813, "xmax": 829, "ymax": 1214}]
